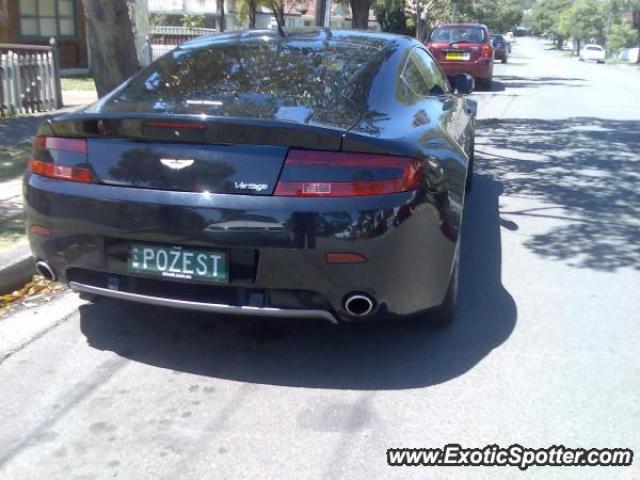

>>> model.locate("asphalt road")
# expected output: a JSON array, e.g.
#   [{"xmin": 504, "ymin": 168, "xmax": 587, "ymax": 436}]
[{"xmin": 1, "ymin": 37, "xmax": 639, "ymax": 480}]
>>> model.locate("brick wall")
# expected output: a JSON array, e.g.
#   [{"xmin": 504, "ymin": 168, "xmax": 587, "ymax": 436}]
[{"xmin": 0, "ymin": 0, "xmax": 88, "ymax": 69}]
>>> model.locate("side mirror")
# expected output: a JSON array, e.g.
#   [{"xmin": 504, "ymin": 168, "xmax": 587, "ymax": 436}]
[{"xmin": 453, "ymin": 74, "xmax": 475, "ymax": 95}]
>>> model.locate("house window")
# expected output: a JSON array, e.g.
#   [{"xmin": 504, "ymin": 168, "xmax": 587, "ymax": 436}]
[{"xmin": 19, "ymin": 0, "xmax": 77, "ymax": 38}]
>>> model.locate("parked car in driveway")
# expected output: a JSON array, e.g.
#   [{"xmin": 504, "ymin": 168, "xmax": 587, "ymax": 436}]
[
  {"xmin": 580, "ymin": 44, "xmax": 605, "ymax": 63},
  {"xmin": 492, "ymin": 34, "xmax": 509, "ymax": 62},
  {"xmin": 426, "ymin": 23, "xmax": 494, "ymax": 90},
  {"xmin": 24, "ymin": 29, "xmax": 477, "ymax": 326}
]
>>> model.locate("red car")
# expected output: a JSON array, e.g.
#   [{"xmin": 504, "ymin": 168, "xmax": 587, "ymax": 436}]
[{"xmin": 426, "ymin": 23, "xmax": 494, "ymax": 90}]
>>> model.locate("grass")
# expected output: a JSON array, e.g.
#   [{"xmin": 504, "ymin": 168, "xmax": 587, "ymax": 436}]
[
  {"xmin": 61, "ymin": 75, "xmax": 96, "ymax": 92},
  {"xmin": 0, "ymin": 141, "xmax": 31, "ymax": 181}
]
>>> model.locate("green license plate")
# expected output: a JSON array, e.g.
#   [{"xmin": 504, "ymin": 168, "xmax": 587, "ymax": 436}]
[{"xmin": 128, "ymin": 244, "xmax": 228, "ymax": 284}]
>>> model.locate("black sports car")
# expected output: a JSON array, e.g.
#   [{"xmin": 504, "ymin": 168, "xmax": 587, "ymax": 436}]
[{"xmin": 24, "ymin": 29, "xmax": 477, "ymax": 325}]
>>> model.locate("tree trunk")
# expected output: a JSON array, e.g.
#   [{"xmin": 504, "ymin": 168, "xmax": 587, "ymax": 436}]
[
  {"xmin": 350, "ymin": 0, "xmax": 370, "ymax": 29},
  {"xmin": 249, "ymin": 0, "xmax": 257, "ymax": 29},
  {"xmin": 217, "ymin": 0, "xmax": 226, "ymax": 31},
  {"xmin": 576, "ymin": 39, "xmax": 581, "ymax": 56},
  {"xmin": 416, "ymin": 0, "xmax": 435, "ymax": 42},
  {"xmin": 83, "ymin": 0, "xmax": 144, "ymax": 98},
  {"xmin": 315, "ymin": 0, "xmax": 327, "ymax": 26},
  {"xmin": 270, "ymin": 0, "xmax": 286, "ymax": 29}
]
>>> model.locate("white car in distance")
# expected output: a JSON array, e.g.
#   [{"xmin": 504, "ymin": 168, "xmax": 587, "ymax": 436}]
[{"xmin": 580, "ymin": 44, "xmax": 606, "ymax": 63}]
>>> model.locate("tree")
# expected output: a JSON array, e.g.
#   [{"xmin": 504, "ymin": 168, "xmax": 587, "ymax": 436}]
[
  {"xmin": 270, "ymin": 0, "xmax": 286, "ymax": 30},
  {"xmin": 530, "ymin": 0, "xmax": 572, "ymax": 47},
  {"xmin": 557, "ymin": 0, "xmax": 605, "ymax": 54},
  {"xmin": 83, "ymin": 0, "xmax": 148, "ymax": 97},
  {"xmin": 607, "ymin": 22, "xmax": 639, "ymax": 52},
  {"xmin": 350, "ymin": 0, "xmax": 372, "ymax": 28},
  {"xmin": 625, "ymin": 0, "xmax": 640, "ymax": 62},
  {"xmin": 217, "ymin": 0, "xmax": 226, "ymax": 31},
  {"xmin": 409, "ymin": 0, "xmax": 453, "ymax": 40},
  {"xmin": 241, "ymin": 0, "xmax": 263, "ymax": 28},
  {"xmin": 375, "ymin": 0, "xmax": 412, "ymax": 34},
  {"xmin": 181, "ymin": 14, "xmax": 205, "ymax": 28},
  {"xmin": 469, "ymin": 0, "xmax": 524, "ymax": 32}
]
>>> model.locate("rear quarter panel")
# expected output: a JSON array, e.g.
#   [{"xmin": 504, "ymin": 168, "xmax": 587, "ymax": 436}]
[{"xmin": 342, "ymin": 40, "xmax": 475, "ymax": 242}]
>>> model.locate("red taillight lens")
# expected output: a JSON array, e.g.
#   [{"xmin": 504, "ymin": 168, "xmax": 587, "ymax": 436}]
[
  {"xmin": 33, "ymin": 136, "xmax": 88, "ymax": 153},
  {"xmin": 274, "ymin": 150, "xmax": 424, "ymax": 197},
  {"xmin": 28, "ymin": 159, "xmax": 93, "ymax": 183},
  {"xmin": 29, "ymin": 136, "xmax": 92, "ymax": 183},
  {"xmin": 481, "ymin": 44, "xmax": 493, "ymax": 58},
  {"xmin": 326, "ymin": 253, "xmax": 367, "ymax": 264}
]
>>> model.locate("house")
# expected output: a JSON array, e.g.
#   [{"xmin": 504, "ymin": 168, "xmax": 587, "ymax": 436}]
[
  {"xmin": 0, "ymin": 0, "xmax": 377, "ymax": 70},
  {"xmin": 0, "ymin": 0, "xmax": 89, "ymax": 70}
]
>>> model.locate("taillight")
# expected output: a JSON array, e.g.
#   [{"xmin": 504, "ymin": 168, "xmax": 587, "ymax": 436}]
[
  {"xmin": 29, "ymin": 136, "xmax": 92, "ymax": 183},
  {"xmin": 274, "ymin": 150, "xmax": 424, "ymax": 197},
  {"xmin": 481, "ymin": 44, "xmax": 493, "ymax": 58}
]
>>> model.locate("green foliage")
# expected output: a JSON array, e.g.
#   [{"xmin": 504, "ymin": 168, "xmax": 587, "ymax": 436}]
[
  {"xmin": 374, "ymin": 0, "xmax": 412, "ymax": 34},
  {"xmin": 529, "ymin": 0, "xmax": 571, "ymax": 36},
  {"xmin": 149, "ymin": 13, "xmax": 182, "ymax": 27},
  {"xmin": 608, "ymin": 22, "xmax": 639, "ymax": 51},
  {"xmin": 181, "ymin": 14, "xmax": 206, "ymax": 28},
  {"xmin": 462, "ymin": 0, "xmax": 524, "ymax": 32},
  {"xmin": 238, "ymin": 0, "xmax": 264, "ymax": 28},
  {"xmin": 557, "ymin": 0, "xmax": 605, "ymax": 45}
]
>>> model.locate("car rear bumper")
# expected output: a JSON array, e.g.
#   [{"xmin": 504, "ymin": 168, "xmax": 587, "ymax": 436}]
[
  {"xmin": 25, "ymin": 175, "xmax": 460, "ymax": 322},
  {"xmin": 439, "ymin": 60, "xmax": 493, "ymax": 80}
]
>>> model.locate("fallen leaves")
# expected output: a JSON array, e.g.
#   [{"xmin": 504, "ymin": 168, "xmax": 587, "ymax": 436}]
[{"xmin": 0, "ymin": 275, "xmax": 66, "ymax": 318}]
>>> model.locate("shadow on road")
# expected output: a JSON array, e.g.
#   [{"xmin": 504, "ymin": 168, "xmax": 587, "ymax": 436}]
[
  {"xmin": 79, "ymin": 174, "xmax": 516, "ymax": 390},
  {"xmin": 477, "ymin": 117, "xmax": 640, "ymax": 271}
]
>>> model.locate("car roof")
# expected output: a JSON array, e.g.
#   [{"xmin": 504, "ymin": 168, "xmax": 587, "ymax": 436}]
[
  {"xmin": 180, "ymin": 28, "xmax": 415, "ymax": 54},
  {"xmin": 433, "ymin": 23, "xmax": 488, "ymax": 28}
]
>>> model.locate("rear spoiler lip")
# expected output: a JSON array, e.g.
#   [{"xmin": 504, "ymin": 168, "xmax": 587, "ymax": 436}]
[{"xmin": 41, "ymin": 113, "xmax": 348, "ymax": 151}]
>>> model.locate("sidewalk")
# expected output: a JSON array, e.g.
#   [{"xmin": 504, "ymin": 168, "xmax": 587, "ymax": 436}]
[{"xmin": 0, "ymin": 95, "xmax": 94, "ymax": 294}]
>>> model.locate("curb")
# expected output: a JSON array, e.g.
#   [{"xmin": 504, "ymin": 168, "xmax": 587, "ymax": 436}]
[{"xmin": 0, "ymin": 243, "xmax": 35, "ymax": 295}]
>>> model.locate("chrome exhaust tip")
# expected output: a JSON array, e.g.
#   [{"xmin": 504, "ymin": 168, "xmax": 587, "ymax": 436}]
[
  {"xmin": 344, "ymin": 293, "xmax": 375, "ymax": 317},
  {"xmin": 35, "ymin": 261, "xmax": 56, "ymax": 281}
]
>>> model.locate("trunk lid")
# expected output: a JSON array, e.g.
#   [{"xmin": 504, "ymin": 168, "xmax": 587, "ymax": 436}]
[
  {"xmin": 45, "ymin": 114, "xmax": 349, "ymax": 194},
  {"xmin": 87, "ymin": 139, "xmax": 288, "ymax": 194}
]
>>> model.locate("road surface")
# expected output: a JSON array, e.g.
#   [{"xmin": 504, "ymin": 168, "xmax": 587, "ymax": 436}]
[{"xmin": 1, "ymin": 37, "xmax": 638, "ymax": 480}]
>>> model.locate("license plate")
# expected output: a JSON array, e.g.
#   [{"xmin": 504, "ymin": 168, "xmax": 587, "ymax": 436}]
[
  {"xmin": 446, "ymin": 52, "xmax": 470, "ymax": 61},
  {"xmin": 128, "ymin": 244, "xmax": 228, "ymax": 284}
]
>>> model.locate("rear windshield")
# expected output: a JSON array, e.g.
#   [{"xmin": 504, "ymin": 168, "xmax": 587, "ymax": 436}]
[
  {"xmin": 98, "ymin": 39, "xmax": 384, "ymax": 119},
  {"xmin": 492, "ymin": 35, "xmax": 506, "ymax": 44},
  {"xmin": 430, "ymin": 26, "xmax": 487, "ymax": 43},
  {"xmin": 587, "ymin": 46, "xmax": 603, "ymax": 51}
]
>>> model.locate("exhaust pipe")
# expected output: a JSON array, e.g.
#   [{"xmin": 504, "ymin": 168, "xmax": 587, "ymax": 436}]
[
  {"xmin": 344, "ymin": 293, "xmax": 375, "ymax": 317},
  {"xmin": 35, "ymin": 261, "xmax": 56, "ymax": 281}
]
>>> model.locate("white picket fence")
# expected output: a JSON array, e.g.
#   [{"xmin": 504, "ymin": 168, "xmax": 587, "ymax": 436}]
[
  {"xmin": 0, "ymin": 41, "xmax": 62, "ymax": 116},
  {"xmin": 143, "ymin": 26, "xmax": 219, "ymax": 65}
]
